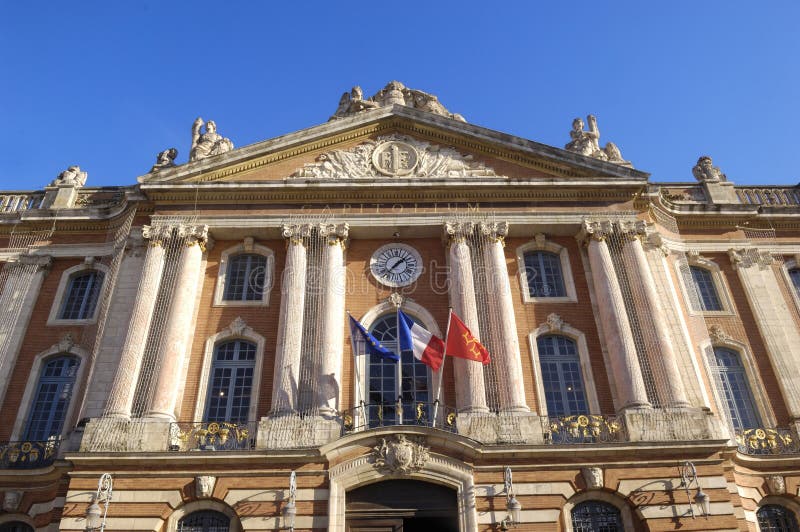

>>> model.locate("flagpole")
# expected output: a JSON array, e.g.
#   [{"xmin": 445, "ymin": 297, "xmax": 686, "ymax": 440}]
[
  {"xmin": 347, "ymin": 311, "xmax": 368, "ymax": 430},
  {"xmin": 432, "ymin": 308, "xmax": 453, "ymax": 428}
]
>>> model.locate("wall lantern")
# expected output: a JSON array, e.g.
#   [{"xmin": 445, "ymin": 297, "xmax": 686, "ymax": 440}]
[
  {"xmin": 281, "ymin": 470, "xmax": 297, "ymax": 531},
  {"xmin": 85, "ymin": 473, "xmax": 113, "ymax": 532},
  {"xmin": 499, "ymin": 466, "xmax": 522, "ymax": 530},
  {"xmin": 679, "ymin": 461, "xmax": 709, "ymax": 518}
]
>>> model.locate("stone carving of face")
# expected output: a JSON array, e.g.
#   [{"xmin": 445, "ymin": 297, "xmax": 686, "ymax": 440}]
[
  {"xmin": 573, "ymin": 118, "xmax": 584, "ymax": 131},
  {"xmin": 206, "ymin": 121, "xmax": 217, "ymax": 133}
]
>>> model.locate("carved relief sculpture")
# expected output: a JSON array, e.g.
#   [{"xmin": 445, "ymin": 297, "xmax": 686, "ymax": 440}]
[
  {"xmin": 692, "ymin": 156, "xmax": 727, "ymax": 182},
  {"xmin": 195, "ymin": 475, "xmax": 216, "ymax": 498},
  {"xmin": 190, "ymin": 118, "xmax": 234, "ymax": 161},
  {"xmin": 330, "ymin": 80, "xmax": 466, "ymax": 122},
  {"xmin": 373, "ymin": 434, "xmax": 430, "ymax": 474},
  {"xmin": 50, "ymin": 165, "xmax": 88, "ymax": 187},
  {"xmin": 564, "ymin": 115, "xmax": 633, "ymax": 168},
  {"xmin": 581, "ymin": 467, "xmax": 604, "ymax": 489},
  {"xmin": 766, "ymin": 474, "xmax": 786, "ymax": 495},
  {"xmin": 2, "ymin": 490, "xmax": 22, "ymax": 512},
  {"xmin": 150, "ymin": 148, "xmax": 178, "ymax": 172}
]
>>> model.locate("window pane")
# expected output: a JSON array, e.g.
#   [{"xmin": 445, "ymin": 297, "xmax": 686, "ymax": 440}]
[
  {"xmin": 24, "ymin": 356, "xmax": 80, "ymax": 440},
  {"xmin": 537, "ymin": 335, "xmax": 587, "ymax": 416},
  {"xmin": 757, "ymin": 505, "xmax": 799, "ymax": 532},
  {"xmin": 59, "ymin": 271, "xmax": 104, "ymax": 319},
  {"xmin": 205, "ymin": 340, "xmax": 256, "ymax": 423},
  {"xmin": 690, "ymin": 266, "xmax": 722, "ymax": 311},
  {"xmin": 223, "ymin": 254, "xmax": 267, "ymax": 301},
  {"xmin": 789, "ymin": 268, "xmax": 800, "ymax": 300},
  {"xmin": 524, "ymin": 251, "xmax": 566, "ymax": 298},
  {"xmin": 572, "ymin": 501, "xmax": 622, "ymax": 532},
  {"xmin": 712, "ymin": 347, "xmax": 760, "ymax": 429}
]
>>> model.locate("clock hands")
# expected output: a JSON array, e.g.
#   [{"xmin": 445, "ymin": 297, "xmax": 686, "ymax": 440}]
[{"xmin": 386, "ymin": 256, "xmax": 406, "ymax": 274}]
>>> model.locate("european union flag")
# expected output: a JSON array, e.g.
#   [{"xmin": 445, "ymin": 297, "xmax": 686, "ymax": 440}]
[{"xmin": 348, "ymin": 315, "xmax": 400, "ymax": 361}]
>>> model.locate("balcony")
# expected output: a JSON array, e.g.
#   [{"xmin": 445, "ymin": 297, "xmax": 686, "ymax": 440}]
[
  {"xmin": 545, "ymin": 415, "xmax": 624, "ymax": 444},
  {"xmin": 342, "ymin": 402, "xmax": 458, "ymax": 435},
  {"xmin": 169, "ymin": 421, "xmax": 256, "ymax": 451},
  {"xmin": 735, "ymin": 427, "xmax": 800, "ymax": 455},
  {"xmin": 0, "ymin": 438, "xmax": 60, "ymax": 469}
]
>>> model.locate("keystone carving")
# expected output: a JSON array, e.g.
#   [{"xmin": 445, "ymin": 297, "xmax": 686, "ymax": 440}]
[
  {"xmin": 581, "ymin": 467, "xmax": 604, "ymax": 489},
  {"xmin": 766, "ymin": 475, "xmax": 786, "ymax": 495},
  {"xmin": 708, "ymin": 325, "xmax": 731, "ymax": 344},
  {"xmin": 373, "ymin": 434, "xmax": 429, "ymax": 475},
  {"xmin": 3, "ymin": 490, "xmax": 22, "ymax": 512},
  {"xmin": 195, "ymin": 476, "xmax": 216, "ymax": 498},
  {"xmin": 228, "ymin": 317, "xmax": 248, "ymax": 337},
  {"xmin": 546, "ymin": 313, "xmax": 565, "ymax": 332}
]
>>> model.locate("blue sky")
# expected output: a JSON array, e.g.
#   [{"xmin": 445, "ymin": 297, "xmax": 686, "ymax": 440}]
[{"xmin": 1, "ymin": 1, "xmax": 797, "ymax": 189}]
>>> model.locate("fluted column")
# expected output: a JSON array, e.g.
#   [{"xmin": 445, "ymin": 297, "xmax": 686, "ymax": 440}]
[
  {"xmin": 147, "ymin": 225, "xmax": 208, "ymax": 420},
  {"xmin": 105, "ymin": 225, "xmax": 170, "ymax": 418},
  {"xmin": 271, "ymin": 224, "xmax": 311, "ymax": 414},
  {"xmin": 479, "ymin": 222, "xmax": 529, "ymax": 412},
  {"xmin": 580, "ymin": 220, "xmax": 650, "ymax": 411},
  {"xmin": 619, "ymin": 221, "xmax": 690, "ymax": 408},
  {"xmin": 317, "ymin": 223, "xmax": 348, "ymax": 414},
  {"xmin": 0, "ymin": 255, "xmax": 52, "ymax": 408},
  {"xmin": 445, "ymin": 222, "xmax": 488, "ymax": 413}
]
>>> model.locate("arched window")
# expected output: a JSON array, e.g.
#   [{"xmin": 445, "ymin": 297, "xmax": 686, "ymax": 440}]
[
  {"xmin": 689, "ymin": 266, "xmax": 722, "ymax": 311},
  {"xmin": 537, "ymin": 335, "xmax": 587, "ymax": 416},
  {"xmin": 757, "ymin": 504, "xmax": 799, "ymax": 532},
  {"xmin": 711, "ymin": 347, "xmax": 761, "ymax": 430},
  {"xmin": 571, "ymin": 500, "xmax": 623, "ymax": 532},
  {"xmin": 177, "ymin": 510, "xmax": 230, "ymax": 532},
  {"xmin": 523, "ymin": 251, "xmax": 566, "ymax": 298},
  {"xmin": 222, "ymin": 254, "xmax": 266, "ymax": 302},
  {"xmin": 788, "ymin": 267, "xmax": 800, "ymax": 300},
  {"xmin": 367, "ymin": 313, "xmax": 430, "ymax": 426},
  {"xmin": 24, "ymin": 356, "xmax": 79, "ymax": 440},
  {"xmin": 204, "ymin": 340, "xmax": 257, "ymax": 423},
  {"xmin": 59, "ymin": 270, "xmax": 104, "ymax": 320}
]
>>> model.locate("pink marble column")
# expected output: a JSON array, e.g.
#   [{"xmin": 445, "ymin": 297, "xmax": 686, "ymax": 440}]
[
  {"xmin": 445, "ymin": 222, "xmax": 489, "ymax": 413},
  {"xmin": 147, "ymin": 225, "xmax": 208, "ymax": 420},
  {"xmin": 620, "ymin": 221, "xmax": 690, "ymax": 408},
  {"xmin": 271, "ymin": 224, "xmax": 310, "ymax": 414},
  {"xmin": 479, "ymin": 222, "xmax": 529, "ymax": 413},
  {"xmin": 581, "ymin": 221, "xmax": 650, "ymax": 411},
  {"xmin": 105, "ymin": 225, "xmax": 169, "ymax": 418},
  {"xmin": 317, "ymin": 223, "xmax": 348, "ymax": 414}
]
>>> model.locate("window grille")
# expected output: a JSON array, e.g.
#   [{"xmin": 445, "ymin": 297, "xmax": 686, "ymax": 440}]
[
  {"xmin": 537, "ymin": 335, "xmax": 588, "ymax": 416},
  {"xmin": 712, "ymin": 347, "xmax": 761, "ymax": 430},
  {"xmin": 367, "ymin": 313, "xmax": 430, "ymax": 426},
  {"xmin": 757, "ymin": 505, "xmax": 800, "ymax": 532},
  {"xmin": 205, "ymin": 340, "xmax": 257, "ymax": 423},
  {"xmin": 689, "ymin": 266, "xmax": 722, "ymax": 311},
  {"xmin": 59, "ymin": 270, "xmax": 104, "ymax": 319},
  {"xmin": 571, "ymin": 501, "xmax": 623, "ymax": 532},
  {"xmin": 223, "ymin": 254, "xmax": 266, "ymax": 301},
  {"xmin": 523, "ymin": 251, "xmax": 566, "ymax": 297},
  {"xmin": 177, "ymin": 510, "xmax": 230, "ymax": 532},
  {"xmin": 24, "ymin": 356, "xmax": 79, "ymax": 440}
]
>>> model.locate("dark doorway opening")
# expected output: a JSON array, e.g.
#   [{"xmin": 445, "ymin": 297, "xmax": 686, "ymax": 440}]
[{"xmin": 346, "ymin": 479, "xmax": 459, "ymax": 532}]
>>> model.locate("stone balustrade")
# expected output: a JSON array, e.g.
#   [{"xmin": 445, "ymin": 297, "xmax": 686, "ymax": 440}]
[{"xmin": 0, "ymin": 193, "xmax": 44, "ymax": 213}]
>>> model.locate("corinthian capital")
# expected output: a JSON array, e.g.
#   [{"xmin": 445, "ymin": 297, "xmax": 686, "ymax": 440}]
[
  {"xmin": 178, "ymin": 224, "xmax": 209, "ymax": 248},
  {"xmin": 478, "ymin": 221, "xmax": 509, "ymax": 243},
  {"xmin": 142, "ymin": 224, "xmax": 174, "ymax": 246},
  {"xmin": 319, "ymin": 222, "xmax": 349, "ymax": 245},
  {"xmin": 617, "ymin": 220, "xmax": 648, "ymax": 239},
  {"xmin": 444, "ymin": 221, "xmax": 474, "ymax": 243},
  {"xmin": 578, "ymin": 220, "xmax": 613, "ymax": 244},
  {"xmin": 728, "ymin": 248, "xmax": 774, "ymax": 270},
  {"xmin": 281, "ymin": 223, "xmax": 312, "ymax": 245}
]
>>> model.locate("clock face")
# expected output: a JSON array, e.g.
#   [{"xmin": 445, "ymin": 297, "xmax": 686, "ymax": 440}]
[{"xmin": 370, "ymin": 243, "xmax": 422, "ymax": 287}]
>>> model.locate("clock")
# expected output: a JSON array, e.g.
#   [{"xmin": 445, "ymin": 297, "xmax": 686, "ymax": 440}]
[{"xmin": 370, "ymin": 243, "xmax": 423, "ymax": 287}]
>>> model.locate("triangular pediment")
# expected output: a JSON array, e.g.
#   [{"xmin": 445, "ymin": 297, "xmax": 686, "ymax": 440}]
[{"xmin": 139, "ymin": 105, "xmax": 649, "ymax": 187}]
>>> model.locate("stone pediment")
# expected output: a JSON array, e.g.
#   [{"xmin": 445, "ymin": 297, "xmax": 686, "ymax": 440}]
[{"xmin": 290, "ymin": 134, "xmax": 496, "ymax": 179}]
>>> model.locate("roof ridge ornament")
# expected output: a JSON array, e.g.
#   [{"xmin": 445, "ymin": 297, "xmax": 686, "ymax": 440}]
[
  {"xmin": 564, "ymin": 114, "xmax": 633, "ymax": 168},
  {"xmin": 330, "ymin": 80, "xmax": 466, "ymax": 122}
]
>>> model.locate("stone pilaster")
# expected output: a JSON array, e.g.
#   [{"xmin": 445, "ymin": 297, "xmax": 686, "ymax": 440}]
[
  {"xmin": 619, "ymin": 221, "xmax": 690, "ymax": 408},
  {"xmin": 579, "ymin": 220, "xmax": 650, "ymax": 411},
  {"xmin": 444, "ymin": 221, "xmax": 488, "ymax": 413},
  {"xmin": 317, "ymin": 223, "xmax": 348, "ymax": 414},
  {"xmin": 729, "ymin": 248, "xmax": 800, "ymax": 422},
  {"xmin": 271, "ymin": 223, "xmax": 311, "ymax": 414},
  {"xmin": 0, "ymin": 254, "xmax": 52, "ymax": 407},
  {"xmin": 478, "ymin": 222, "xmax": 528, "ymax": 413},
  {"xmin": 147, "ymin": 225, "xmax": 208, "ymax": 420}
]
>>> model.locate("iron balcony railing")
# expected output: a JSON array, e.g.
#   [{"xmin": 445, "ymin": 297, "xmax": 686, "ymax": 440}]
[
  {"xmin": 0, "ymin": 438, "xmax": 60, "ymax": 469},
  {"xmin": 169, "ymin": 421, "xmax": 256, "ymax": 451},
  {"xmin": 342, "ymin": 401, "xmax": 458, "ymax": 435},
  {"xmin": 545, "ymin": 415, "xmax": 625, "ymax": 444},
  {"xmin": 735, "ymin": 427, "xmax": 800, "ymax": 455}
]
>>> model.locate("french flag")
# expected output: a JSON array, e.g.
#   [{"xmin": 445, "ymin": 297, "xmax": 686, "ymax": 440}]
[{"xmin": 397, "ymin": 309, "xmax": 445, "ymax": 371}]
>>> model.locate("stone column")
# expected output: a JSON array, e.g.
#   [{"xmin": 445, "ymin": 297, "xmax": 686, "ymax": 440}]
[
  {"xmin": 0, "ymin": 255, "xmax": 52, "ymax": 407},
  {"xmin": 317, "ymin": 223, "xmax": 348, "ymax": 414},
  {"xmin": 580, "ymin": 220, "xmax": 650, "ymax": 411},
  {"xmin": 479, "ymin": 222, "xmax": 528, "ymax": 412},
  {"xmin": 729, "ymin": 248, "xmax": 800, "ymax": 422},
  {"xmin": 147, "ymin": 225, "xmax": 208, "ymax": 420},
  {"xmin": 619, "ymin": 221, "xmax": 690, "ymax": 408},
  {"xmin": 445, "ymin": 222, "xmax": 488, "ymax": 413},
  {"xmin": 104, "ymin": 225, "xmax": 169, "ymax": 418},
  {"xmin": 271, "ymin": 224, "xmax": 311, "ymax": 414}
]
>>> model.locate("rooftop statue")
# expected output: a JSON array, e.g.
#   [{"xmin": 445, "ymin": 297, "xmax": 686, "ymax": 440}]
[
  {"xmin": 330, "ymin": 81, "xmax": 466, "ymax": 122},
  {"xmin": 564, "ymin": 115, "xmax": 632, "ymax": 168},
  {"xmin": 50, "ymin": 165, "xmax": 88, "ymax": 187},
  {"xmin": 692, "ymin": 155, "xmax": 727, "ymax": 182},
  {"xmin": 150, "ymin": 148, "xmax": 178, "ymax": 172},
  {"xmin": 190, "ymin": 118, "xmax": 234, "ymax": 162}
]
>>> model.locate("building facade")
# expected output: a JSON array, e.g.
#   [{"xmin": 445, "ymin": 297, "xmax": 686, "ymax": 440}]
[{"xmin": 1, "ymin": 82, "xmax": 800, "ymax": 531}]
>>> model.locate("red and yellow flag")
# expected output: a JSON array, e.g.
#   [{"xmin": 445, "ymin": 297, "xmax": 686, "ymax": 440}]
[{"xmin": 445, "ymin": 311, "xmax": 491, "ymax": 365}]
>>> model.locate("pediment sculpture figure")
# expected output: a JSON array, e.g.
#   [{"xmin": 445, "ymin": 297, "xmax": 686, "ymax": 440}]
[
  {"xmin": 330, "ymin": 81, "xmax": 466, "ymax": 122},
  {"xmin": 151, "ymin": 148, "xmax": 178, "ymax": 172},
  {"xmin": 565, "ymin": 115, "xmax": 632, "ymax": 168},
  {"xmin": 692, "ymin": 155, "xmax": 727, "ymax": 182},
  {"xmin": 190, "ymin": 118, "xmax": 234, "ymax": 161},
  {"xmin": 50, "ymin": 165, "xmax": 88, "ymax": 187}
]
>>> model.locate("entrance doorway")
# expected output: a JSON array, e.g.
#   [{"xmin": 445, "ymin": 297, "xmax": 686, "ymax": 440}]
[{"xmin": 345, "ymin": 479, "xmax": 459, "ymax": 532}]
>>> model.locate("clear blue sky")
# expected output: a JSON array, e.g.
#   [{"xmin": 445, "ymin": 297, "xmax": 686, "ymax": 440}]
[{"xmin": 1, "ymin": 1, "xmax": 798, "ymax": 189}]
